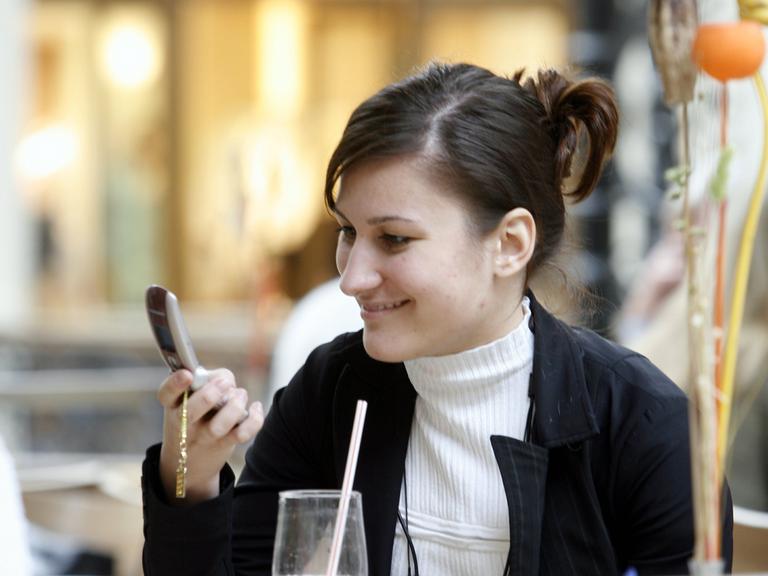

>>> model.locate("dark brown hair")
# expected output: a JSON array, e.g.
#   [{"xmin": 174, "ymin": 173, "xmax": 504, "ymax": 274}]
[{"xmin": 324, "ymin": 61, "xmax": 618, "ymax": 274}]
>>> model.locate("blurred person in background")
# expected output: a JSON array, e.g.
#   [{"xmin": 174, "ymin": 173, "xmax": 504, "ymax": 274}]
[
  {"xmin": 142, "ymin": 61, "xmax": 732, "ymax": 575},
  {"xmin": 266, "ymin": 277, "xmax": 362, "ymax": 405}
]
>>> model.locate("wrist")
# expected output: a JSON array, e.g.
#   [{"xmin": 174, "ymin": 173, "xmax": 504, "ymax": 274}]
[
  {"xmin": 181, "ymin": 475, "xmax": 221, "ymax": 504},
  {"xmin": 159, "ymin": 444, "xmax": 221, "ymax": 505}
]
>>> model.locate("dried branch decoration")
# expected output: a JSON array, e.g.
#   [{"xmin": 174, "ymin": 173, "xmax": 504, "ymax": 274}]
[{"xmin": 648, "ymin": 0, "xmax": 699, "ymax": 105}]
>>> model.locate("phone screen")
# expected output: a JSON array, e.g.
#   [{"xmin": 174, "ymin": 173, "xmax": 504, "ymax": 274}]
[{"xmin": 146, "ymin": 287, "xmax": 185, "ymax": 372}]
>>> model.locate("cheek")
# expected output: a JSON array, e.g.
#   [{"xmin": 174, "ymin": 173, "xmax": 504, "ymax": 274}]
[
  {"xmin": 406, "ymin": 266, "xmax": 461, "ymax": 307},
  {"xmin": 441, "ymin": 254, "xmax": 491, "ymax": 304}
]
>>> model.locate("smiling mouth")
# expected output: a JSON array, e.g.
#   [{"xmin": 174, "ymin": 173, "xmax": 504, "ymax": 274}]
[{"xmin": 360, "ymin": 299, "xmax": 409, "ymax": 313}]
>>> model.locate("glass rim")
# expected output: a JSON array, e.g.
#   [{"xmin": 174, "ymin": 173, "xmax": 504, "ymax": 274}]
[{"xmin": 278, "ymin": 489, "xmax": 362, "ymax": 500}]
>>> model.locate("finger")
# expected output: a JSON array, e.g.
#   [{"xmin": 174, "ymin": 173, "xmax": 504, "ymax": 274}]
[
  {"xmin": 229, "ymin": 401, "xmax": 265, "ymax": 444},
  {"xmin": 185, "ymin": 368, "xmax": 237, "ymax": 421},
  {"xmin": 206, "ymin": 388, "xmax": 250, "ymax": 439},
  {"xmin": 205, "ymin": 368, "xmax": 236, "ymax": 390},
  {"xmin": 205, "ymin": 369, "xmax": 238, "ymax": 410},
  {"xmin": 157, "ymin": 370, "xmax": 194, "ymax": 408},
  {"xmin": 187, "ymin": 377, "xmax": 234, "ymax": 423}
]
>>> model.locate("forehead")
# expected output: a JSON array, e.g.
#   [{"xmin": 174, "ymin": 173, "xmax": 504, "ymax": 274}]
[{"xmin": 335, "ymin": 156, "xmax": 462, "ymax": 218}]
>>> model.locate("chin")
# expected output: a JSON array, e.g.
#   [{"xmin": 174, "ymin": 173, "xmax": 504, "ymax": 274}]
[{"xmin": 362, "ymin": 331, "xmax": 414, "ymax": 363}]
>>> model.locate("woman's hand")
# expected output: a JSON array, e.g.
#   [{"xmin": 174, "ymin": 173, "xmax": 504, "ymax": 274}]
[{"xmin": 157, "ymin": 368, "xmax": 264, "ymax": 504}]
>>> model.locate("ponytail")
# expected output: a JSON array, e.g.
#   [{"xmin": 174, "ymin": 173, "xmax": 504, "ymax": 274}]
[{"xmin": 515, "ymin": 69, "xmax": 619, "ymax": 203}]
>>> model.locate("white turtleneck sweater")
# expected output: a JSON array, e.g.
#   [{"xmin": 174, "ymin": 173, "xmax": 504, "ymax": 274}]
[{"xmin": 390, "ymin": 298, "xmax": 534, "ymax": 576}]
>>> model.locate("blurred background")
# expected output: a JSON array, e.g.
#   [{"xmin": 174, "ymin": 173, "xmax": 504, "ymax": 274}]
[{"xmin": 1, "ymin": 0, "xmax": 766, "ymax": 574}]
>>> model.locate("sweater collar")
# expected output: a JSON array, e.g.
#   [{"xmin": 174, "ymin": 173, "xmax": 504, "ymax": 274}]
[{"xmin": 402, "ymin": 297, "xmax": 533, "ymax": 402}]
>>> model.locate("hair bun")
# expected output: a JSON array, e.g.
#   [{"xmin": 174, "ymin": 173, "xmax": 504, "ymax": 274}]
[{"xmin": 515, "ymin": 69, "xmax": 619, "ymax": 203}]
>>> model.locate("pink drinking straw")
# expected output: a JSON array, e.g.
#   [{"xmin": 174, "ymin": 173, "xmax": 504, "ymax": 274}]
[{"xmin": 326, "ymin": 399, "xmax": 368, "ymax": 576}]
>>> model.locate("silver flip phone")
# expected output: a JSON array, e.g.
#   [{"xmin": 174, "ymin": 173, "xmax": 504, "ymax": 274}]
[{"xmin": 146, "ymin": 284, "xmax": 207, "ymax": 391}]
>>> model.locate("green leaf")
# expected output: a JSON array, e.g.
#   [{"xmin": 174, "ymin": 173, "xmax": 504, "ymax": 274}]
[
  {"xmin": 709, "ymin": 147, "xmax": 734, "ymax": 201},
  {"xmin": 664, "ymin": 165, "xmax": 691, "ymax": 187}
]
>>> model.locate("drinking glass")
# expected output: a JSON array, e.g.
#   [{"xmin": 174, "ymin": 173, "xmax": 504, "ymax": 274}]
[{"xmin": 272, "ymin": 489, "xmax": 368, "ymax": 576}]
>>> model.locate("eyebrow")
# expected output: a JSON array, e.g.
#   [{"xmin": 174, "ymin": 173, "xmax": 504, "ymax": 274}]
[{"xmin": 332, "ymin": 209, "xmax": 418, "ymax": 226}]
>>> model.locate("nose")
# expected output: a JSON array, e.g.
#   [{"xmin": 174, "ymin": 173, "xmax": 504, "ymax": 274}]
[{"xmin": 337, "ymin": 242, "xmax": 382, "ymax": 297}]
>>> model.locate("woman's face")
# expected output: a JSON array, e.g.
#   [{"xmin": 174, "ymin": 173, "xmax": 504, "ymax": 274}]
[{"xmin": 334, "ymin": 155, "xmax": 524, "ymax": 362}]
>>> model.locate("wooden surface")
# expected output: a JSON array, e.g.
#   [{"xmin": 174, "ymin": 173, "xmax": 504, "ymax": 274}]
[
  {"xmin": 21, "ymin": 459, "xmax": 144, "ymax": 576},
  {"xmin": 733, "ymin": 506, "xmax": 768, "ymax": 573}
]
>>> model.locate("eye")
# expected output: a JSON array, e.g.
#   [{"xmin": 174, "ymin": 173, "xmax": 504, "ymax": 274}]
[
  {"xmin": 337, "ymin": 226, "xmax": 356, "ymax": 243},
  {"xmin": 380, "ymin": 234, "xmax": 411, "ymax": 248}
]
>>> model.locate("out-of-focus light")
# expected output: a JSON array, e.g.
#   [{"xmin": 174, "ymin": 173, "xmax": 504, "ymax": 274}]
[
  {"xmin": 242, "ymin": 126, "xmax": 316, "ymax": 254},
  {"xmin": 102, "ymin": 23, "xmax": 160, "ymax": 88},
  {"xmin": 256, "ymin": 0, "xmax": 307, "ymax": 116},
  {"xmin": 15, "ymin": 124, "xmax": 78, "ymax": 181}
]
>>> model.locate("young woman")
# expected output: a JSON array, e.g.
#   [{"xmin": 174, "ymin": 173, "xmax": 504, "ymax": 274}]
[{"xmin": 142, "ymin": 62, "xmax": 733, "ymax": 575}]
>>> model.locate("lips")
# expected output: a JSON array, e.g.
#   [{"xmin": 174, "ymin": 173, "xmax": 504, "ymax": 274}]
[{"xmin": 359, "ymin": 299, "xmax": 409, "ymax": 317}]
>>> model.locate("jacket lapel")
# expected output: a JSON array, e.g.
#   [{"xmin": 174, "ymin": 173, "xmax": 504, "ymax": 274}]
[
  {"xmin": 488, "ymin": 294, "xmax": 607, "ymax": 576},
  {"xmin": 527, "ymin": 292, "xmax": 599, "ymax": 447},
  {"xmin": 491, "ymin": 435, "xmax": 549, "ymax": 576},
  {"xmin": 526, "ymin": 294, "xmax": 617, "ymax": 574},
  {"xmin": 331, "ymin": 337, "xmax": 416, "ymax": 576}
]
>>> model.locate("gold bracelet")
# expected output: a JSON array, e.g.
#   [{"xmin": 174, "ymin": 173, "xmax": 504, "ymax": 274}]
[{"xmin": 175, "ymin": 389, "xmax": 189, "ymax": 498}]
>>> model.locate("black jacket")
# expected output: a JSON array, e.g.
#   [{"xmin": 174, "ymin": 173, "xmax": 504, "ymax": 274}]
[{"xmin": 142, "ymin": 293, "xmax": 733, "ymax": 575}]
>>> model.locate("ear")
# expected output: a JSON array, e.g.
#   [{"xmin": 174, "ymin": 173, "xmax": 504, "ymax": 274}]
[{"xmin": 492, "ymin": 207, "xmax": 536, "ymax": 278}]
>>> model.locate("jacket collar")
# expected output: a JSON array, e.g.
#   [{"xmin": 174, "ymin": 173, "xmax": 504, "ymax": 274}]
[{"xmin": 526, "ymin": 290, "xmax": 599, "ymax": 447}]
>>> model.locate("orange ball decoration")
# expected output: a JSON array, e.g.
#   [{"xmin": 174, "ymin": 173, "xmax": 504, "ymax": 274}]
[{"xmin": 692, "ymin": 21, "xmax": 766, "ymax": 82}]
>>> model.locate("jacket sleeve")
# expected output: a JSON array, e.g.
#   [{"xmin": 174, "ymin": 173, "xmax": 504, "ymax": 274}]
[
  {"xmin": 230, "ymin": 355, "xmax": 337, "ymax": 574},
  {"xmin": 141, "ymin": 341, "xmax": 341, "ymax": 576},
  {"xmin": 611, "ymin": 361, "xmax": 733, "ymax": 575},
  {"xmin": 141, "ymin": 443, "xmax": 238, "ymax": 576}
]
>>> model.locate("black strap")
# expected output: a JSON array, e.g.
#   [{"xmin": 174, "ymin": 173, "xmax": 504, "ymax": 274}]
[
  {"xmin": 397, "ymin": 468, "xmax": 420, "ymax": 576},
  {"xmin": 524, "ymin": 372, "xmax": 535, "ymax": 443},
  {"xmin": 503, "ymin": 552, "xmax": 513, "ymax": 576}
]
